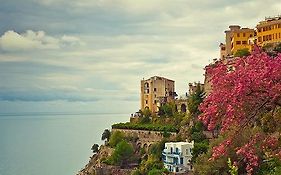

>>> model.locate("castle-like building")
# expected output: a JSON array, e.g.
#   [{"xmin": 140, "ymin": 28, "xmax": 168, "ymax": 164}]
[
  {"xmin": 140, "ymin": 76, "xmax": 175, "ymax": 113},
  {"xmin": 220, "ymin": 15, "xmax": 281, "ymax": 59}
]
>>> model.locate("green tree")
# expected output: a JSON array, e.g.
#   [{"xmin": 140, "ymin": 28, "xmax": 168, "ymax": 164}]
[
  {"xmin": 91, "ymin": 144, "xmax": 99, "ymax": 153},
  {"xmin": 101, "ymin": 129, "xmax": 111, "ymax": 141},
  {"xmin": 192, "ymin": 142, "xmax": 209, "ymax": 162},
  {"xmin": 158, "ymin": 102, "xmax": 176, "ymax": 117},
  {"xmin": 111, "ymin": 140, "xmax": 134, "ymax": 166},
  {"xmin": 234, "ymin": 48, "xmax": 250, "ymax": 57},
  {"xmin": 188, "ymin": 83, "xmax": 204, "ymax": 117},
  {"xmin": 108, "ymin": 131, "xmax": 125, "ymax": 147}
]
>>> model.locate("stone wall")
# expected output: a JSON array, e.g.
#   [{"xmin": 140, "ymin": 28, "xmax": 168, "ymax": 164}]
[{"xmin": 112, "ymin": 128, "xmax": 177, "ymax": 150}]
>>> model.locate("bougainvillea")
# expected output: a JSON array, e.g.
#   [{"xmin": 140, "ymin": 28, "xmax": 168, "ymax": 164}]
[{"xmin": 199, "ymin": 48, "xmax": 281, "ymax": 174}]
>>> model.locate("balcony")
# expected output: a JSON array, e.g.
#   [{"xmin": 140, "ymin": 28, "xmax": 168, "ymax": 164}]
[
  {"xmin": 162, "ymin": 151, "xmax": 182, "ymax": 157},
  {"xmin": 163, "ymin": 160, "xmax": 179, "ymax": 165}
]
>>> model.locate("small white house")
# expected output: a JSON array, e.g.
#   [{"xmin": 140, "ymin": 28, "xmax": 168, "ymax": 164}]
[{"xmin": 162, "ymin": 141, "xmax": 194, "ymax": 173}]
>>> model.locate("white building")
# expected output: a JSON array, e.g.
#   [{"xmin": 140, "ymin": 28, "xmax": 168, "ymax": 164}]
[{"xmin": 162, "ymin": 141, "xmax": 194, "ymax": 173}]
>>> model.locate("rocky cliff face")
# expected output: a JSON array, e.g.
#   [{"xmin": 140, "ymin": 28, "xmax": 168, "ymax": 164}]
[{"xmin": 77, "ymin": 144, "xmax": 135, "ymax": 175}]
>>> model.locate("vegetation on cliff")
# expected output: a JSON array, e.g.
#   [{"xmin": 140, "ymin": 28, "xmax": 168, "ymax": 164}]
[
  {"xmin": 112, "ymin": 122, "xmax": 178, "ymax": 132},
  {"xmin": 194, "ymin": 49, "xmax": 281, "ymax": 175}
]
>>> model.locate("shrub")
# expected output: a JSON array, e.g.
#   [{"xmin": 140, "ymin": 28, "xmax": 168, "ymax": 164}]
[{"xmin": 108, "ymin": 131, "xmax": 125, "ymax": 147}]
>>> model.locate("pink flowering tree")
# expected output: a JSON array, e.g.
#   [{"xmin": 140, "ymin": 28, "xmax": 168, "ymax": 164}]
[{"xmin": 199, "ymin": 49, "xmax": 281, "ymax": 174}]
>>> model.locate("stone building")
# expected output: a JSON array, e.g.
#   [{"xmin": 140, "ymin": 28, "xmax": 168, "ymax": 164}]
[{"xmin": 140, "ymin": 76, "xmax": 175, "ymax": 113}]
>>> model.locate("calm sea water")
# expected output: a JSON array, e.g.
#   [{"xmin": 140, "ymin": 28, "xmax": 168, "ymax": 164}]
[{"xmin": 0, "ymin": 113, "xmax": 129, "ymax": 175}]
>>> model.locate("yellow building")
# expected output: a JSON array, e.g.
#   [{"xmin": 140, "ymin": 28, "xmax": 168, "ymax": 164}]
[
  {"xmin": 222, "ymin": 25, "xmax": 254, "ymax": 57},
  {"xmin": 141, "ymin": 76, "xmax": 175, "ymax": 113},
  {"xmin": 256, "ymin": 16, "xmax": 281, "ymax": 47},
  {"xmin": 230, "ymin": 27, "xmax": 255, "ymax": 54}
]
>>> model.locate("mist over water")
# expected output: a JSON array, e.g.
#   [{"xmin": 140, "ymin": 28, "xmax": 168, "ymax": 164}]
[{"xmin": 0, "ymin": 113, "xmax": 128, "ymax": 175}]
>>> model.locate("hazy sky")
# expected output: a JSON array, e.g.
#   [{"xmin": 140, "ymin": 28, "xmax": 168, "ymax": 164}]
[{"xmin": 0, "ymin": 0, "xmax": 280, "ymax": 114}]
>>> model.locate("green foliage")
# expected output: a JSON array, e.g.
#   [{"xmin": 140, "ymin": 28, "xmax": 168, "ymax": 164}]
[
  {"xmin": 192, "ymin": 121, "xmax": 204, "ymax": 132},
  {"xmin": 149, "ymin": 139, "xmax": 166, "ymax": 158},
  {"xmin": 227, "ymin": 158, "xmax": 238, "ymax": 175},
  {"xmin": 139, "ymin": 155, "xmax": 164, "ymax": 174},
  {"xmin": 257, "ymin": 158, "xmax": 281, "ymax": 175},
  {"xmin": 273, "ymin": 42, "xmax": 281, "ymax": 53},
  {"xmin": 142, "ymin": 108, "xmax": 152, "ymax": 117},
  {"xmin": 234, "ymin": 48, "xmax": 250, "ymax": 57},
  {"xmin": 136, "ymin": 139, "xmax": 167, "ymax": 175},
  {"xmin": 112, "ymin": 122, "xmax": 178, "ymax": 132},
  {"xmin": 193, "ymin": 152, "xmax": 229, "ymax": 175},
  {"xmin": 162, "ymin": 130, "xmax": 171, "ymax": 138},
  {"xmin": 192, "ymin": 142, "xmax": 209, "ymax": 161},
  {"xmin": 140, "ymin": 115, "xmax": 151, "ymax": 124},
  {"xmin": 147, "ymin": 168, "xmax": 165, "ymax": 175},
  {"xmin": 108, "ymin": 131, "xmax": 125, "ymax": 147},
  {"xmin": 101, "ymin": 129, "xmax": 111, "ymax": 141},
  {"xmin": 191, "ymin": 131, "xmax": 206, "ymax": 143},
  {"xmin": 188, "ymin": 83, "xmax": 204, "ymax": 117},
  {"xmin": 91, "ymin": 144, "xmax": 99, "ymax": 153},
  {"xmin": 105, "ymin": 140, "xmax": 134, "ymax": 166},
  {"xmin": 158, "ymin": 102, "xmax": 176, "ymax": 117},
  {"xmin": 131, "ymin": 169, "xmax": 142, "ymax": 175},
  {"xmin": 189, "ymin": 121, "xmax": 209, "ymax": 162}
]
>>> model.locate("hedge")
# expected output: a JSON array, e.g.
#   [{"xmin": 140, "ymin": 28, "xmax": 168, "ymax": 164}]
[{"xmin": 112, "ymin": 122, "xmax": 178, "ymax": 132}]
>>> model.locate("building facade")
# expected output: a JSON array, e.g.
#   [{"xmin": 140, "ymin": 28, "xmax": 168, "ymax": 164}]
[
  {"xmin": 230, "ymin": 27, "xmax": 255, "ymax": 54},
  {"xmin": 220, "ymin": 16, "xmax": 281, "ymax": 59},
  {"xmin": 224, "ymin": 25, "xmax": 241, "ymax": 56},
  {"xmin": 162, "ymin": 141, "xmax": 194, "ymax": 173},
  {"xmin": 140, "ymin": 76, "xmax": 175, "ymax": 113},
  {"xmin": 219, "ymin": 43, "xmax": 226, "ymax": 59},
  {"xmin": 223, "ymin": 25, "xmax": 255, "ymax": 56},
  {"xmin": 256, "ymin": 16, "xmax": 281, "ymax": 47}
]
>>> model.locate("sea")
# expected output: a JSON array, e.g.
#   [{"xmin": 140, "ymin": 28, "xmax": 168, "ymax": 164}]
[{"xmin": 0, "ymin": 113, "xmax": 129, "ymax": 175}]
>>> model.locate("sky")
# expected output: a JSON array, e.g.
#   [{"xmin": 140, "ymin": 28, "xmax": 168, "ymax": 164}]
[{"xmin": 0, "ymin": 0, "xmax": 280, "ymax": 114}]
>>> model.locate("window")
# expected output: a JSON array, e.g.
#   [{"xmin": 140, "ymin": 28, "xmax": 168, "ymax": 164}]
[
  {"xmin": 258, "ymin": 28, "xmax": 261, "ymax": 32},
  {"xmin": 242, "ymin": 41, "xmax": 247, "ymax": 44},
  {"xmin": 237, "ymin": 33, "xmax": 240, "ymax": 37},
  {"xmin": 180, "ymin": 158, "xmax": 183, "ymax": 164},
  {"xmin": 154, "ymin": 88, "xmax": 156, "ymax": 92},
  {"xmin": 279, "ymin": 33, "xmax": 281, "ymax": 38},
  {"xmin": 263, "ymin": 36, "xmax": 265, "ymax": 41},
  {"xmin": 145, "ymin": 100, "xmax": 148, "ymax": 104},
  {"xmin": 154, "ymin": 100, "xmax": 157, "ymax": 104},
  {"xmin": 236, "ymin": 41, "xmax": 241, "ymax": 45},
  {"xmin": 250, "ymin": 34, "xmax": 253, "ymax": 37},
  {"xmin": 269, "ymin": 35, "xmax": 272, "ymax": 40},
  {"xmin": 146, "ymin": 89, "xmax": 149, "ymax": 93},
  {"xmin": 145, "ymin": 82, "xmax": 149, "ymax": 88},
  {"xmin": 258, "ymin": 37, "xmax": 261, "ymax": 42},
  {"xmin": 243, "ymin": 33, "xmax": 246, "ymax": 37}
]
